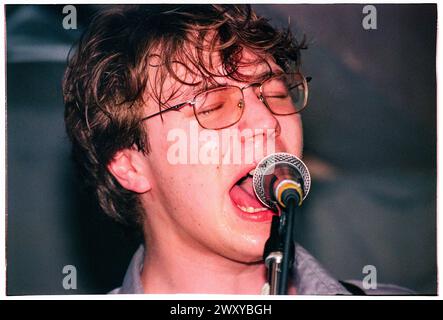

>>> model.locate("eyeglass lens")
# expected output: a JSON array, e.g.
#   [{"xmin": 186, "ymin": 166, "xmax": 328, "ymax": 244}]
[{"xmin": 193, "ymin": 73, "xmax": 307, "ymax": 129}]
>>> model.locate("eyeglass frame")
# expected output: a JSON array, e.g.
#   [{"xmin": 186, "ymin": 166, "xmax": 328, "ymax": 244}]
[{"xmin": 140, "ymin": 72, "xmax": 311, "ymax": 130}]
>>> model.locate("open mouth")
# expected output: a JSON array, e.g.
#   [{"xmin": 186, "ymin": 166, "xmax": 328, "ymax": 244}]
[{"xmin": 228, "ymin": 167, "xmax": 277, "ymax": 222}]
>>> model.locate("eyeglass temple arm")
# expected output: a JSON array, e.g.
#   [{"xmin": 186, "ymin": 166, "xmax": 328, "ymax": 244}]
[{"xmin": 140, "ymin": 101, "xmax": 190, "ymax": 121}]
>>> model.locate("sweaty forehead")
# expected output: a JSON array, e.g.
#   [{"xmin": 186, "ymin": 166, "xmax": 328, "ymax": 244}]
[
  {"xmin": 231, "ymin": 49, "xmax": 282, "ymax": 79},
  {"xmin": 146, "ymin": 48, "xmax": 282, "ymax": 108}
]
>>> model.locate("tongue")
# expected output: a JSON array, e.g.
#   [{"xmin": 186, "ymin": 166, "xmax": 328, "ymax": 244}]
[
  {"xmin": 238, "ymin": 175, "xmax": 255, "ymax": 197},
  {"xmin": 229, "ymin": 176, "xmax": 265, "ymax": 209}
]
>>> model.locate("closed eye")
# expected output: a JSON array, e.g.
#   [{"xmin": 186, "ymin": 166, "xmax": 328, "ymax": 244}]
[
  {"xmin": 197, "ymin": 104, "xmax": 223, "ymax": 116},
  {"xmin": 265, "ymin": 94, "xmax": 289, "ymax": 98}
]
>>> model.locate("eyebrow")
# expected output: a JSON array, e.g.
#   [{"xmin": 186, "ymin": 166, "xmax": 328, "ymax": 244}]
[
  {"xmin": 198, "ymin": 70, "xmax": 281, "ymax": 92},
  {"xmin": 241, "ymin": 70, "xmax": 281, "ymax": 83},
  {"xmin": 164, "ymin": 69, "xmax": 284, "ymax": 107}
]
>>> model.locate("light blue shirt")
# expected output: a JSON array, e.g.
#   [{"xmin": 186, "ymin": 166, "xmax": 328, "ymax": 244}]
[{"xmin": 110, "ymin": 244, "xmax": 414, "ymax": 295}]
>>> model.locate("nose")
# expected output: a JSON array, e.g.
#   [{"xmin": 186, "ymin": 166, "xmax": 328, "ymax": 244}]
[{"xmin": 237, "ymin": 88, "xmax": 281, "ymax": 139}]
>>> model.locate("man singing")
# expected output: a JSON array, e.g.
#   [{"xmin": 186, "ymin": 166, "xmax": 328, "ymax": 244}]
[{"xmin": 63, "ymin": 4, "xmax": 411, "ymax": 295}]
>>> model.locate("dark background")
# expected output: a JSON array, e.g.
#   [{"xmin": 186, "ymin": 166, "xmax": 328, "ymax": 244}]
[{"xmin": 6, "ymin": 4, "xmax": 437, "ymax": 295}]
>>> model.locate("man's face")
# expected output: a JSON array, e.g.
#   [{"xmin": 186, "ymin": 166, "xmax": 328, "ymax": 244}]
[{"xmin": 140, "ymin": 50, "xmax": 303, "ymax": 263}]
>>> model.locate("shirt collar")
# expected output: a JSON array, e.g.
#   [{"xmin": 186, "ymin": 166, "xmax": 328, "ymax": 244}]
[{"xmin": 118, "ymin": 245, "xmax": 145, "ymax": 294}]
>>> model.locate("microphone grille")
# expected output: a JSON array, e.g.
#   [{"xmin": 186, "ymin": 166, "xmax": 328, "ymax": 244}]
[{"xmin": 253, "ymin": 153, "xmax": 311, "ymax": 209}]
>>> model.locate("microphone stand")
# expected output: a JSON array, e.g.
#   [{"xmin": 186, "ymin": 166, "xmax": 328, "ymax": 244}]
[
  {"xmin": 278, "ymin": 197, "xmax": 297, "ymax": 295},
  {"xmin": 263, "ymin": 215, "xmax": 283, "ymax": 295},
  {"xmin": 263, "ymin": 193, "xmax": 298, "ymax": 295}
]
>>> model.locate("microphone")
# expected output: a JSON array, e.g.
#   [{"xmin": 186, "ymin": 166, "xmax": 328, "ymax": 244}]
[
  {"xmin": 252, "ymin": 152, "xmax": 311, "ymax": 210},
  {"xmin": 253, "ymin": 152, "xmax": 311, "ymax": 295}
]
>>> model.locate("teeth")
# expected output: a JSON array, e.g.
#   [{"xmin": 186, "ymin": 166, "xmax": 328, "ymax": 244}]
[
  {"xmin": 248, "ymin": 169, "xmax": 255, "ymax": 176},
  {"xmin": 236, "ymin": 204, "xmax": 268, "ymax": 213}
]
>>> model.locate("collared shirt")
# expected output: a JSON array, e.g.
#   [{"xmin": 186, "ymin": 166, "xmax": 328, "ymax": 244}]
[
  {"xmin": 110, "ymin": 244, "xmax": 351, "ymax": 295},
  {"xmin": 110, "ymin": 244, "xmax": 415, "ymax": 295}
]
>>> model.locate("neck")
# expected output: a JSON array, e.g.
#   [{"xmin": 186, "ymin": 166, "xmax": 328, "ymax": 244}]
[{"xmin": 140, "ymin": 237, "xmax": 268, "ymax": 295}]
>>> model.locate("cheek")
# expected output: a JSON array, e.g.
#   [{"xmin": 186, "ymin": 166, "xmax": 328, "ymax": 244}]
[
  {"xmin": 143, "ymin": 123, "xmax": 182, "ymax": 192},
  {"xmin": 145, "ymin": 121, "xmax": 223, "ymax": 197},
  {"xmin": 279, "ymin": 115, "xmax": 304, "ymax": 155}
]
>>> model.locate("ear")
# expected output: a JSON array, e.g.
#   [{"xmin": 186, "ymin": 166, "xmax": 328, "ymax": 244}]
[{"xmin": 107, "ymin": 149, "xmax": 152, "ymax": 193}]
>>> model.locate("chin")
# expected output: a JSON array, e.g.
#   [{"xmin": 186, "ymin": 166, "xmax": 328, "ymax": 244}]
[
  {"xmin": 232, "ymin": 248, "xmax": 266, "ymax": 264},
  {"xmin": 218, "ymin": 229, "xmax": 270, "ymax": 264},
  {"xmin": 201, "ymin": 183, "xmax": 275, "ymax": 264}
]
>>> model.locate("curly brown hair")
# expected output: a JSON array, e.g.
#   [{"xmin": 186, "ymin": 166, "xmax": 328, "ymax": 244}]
[{"xmin": 63, "ymin": 4, "xmax": 306, "ymax": 230}]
